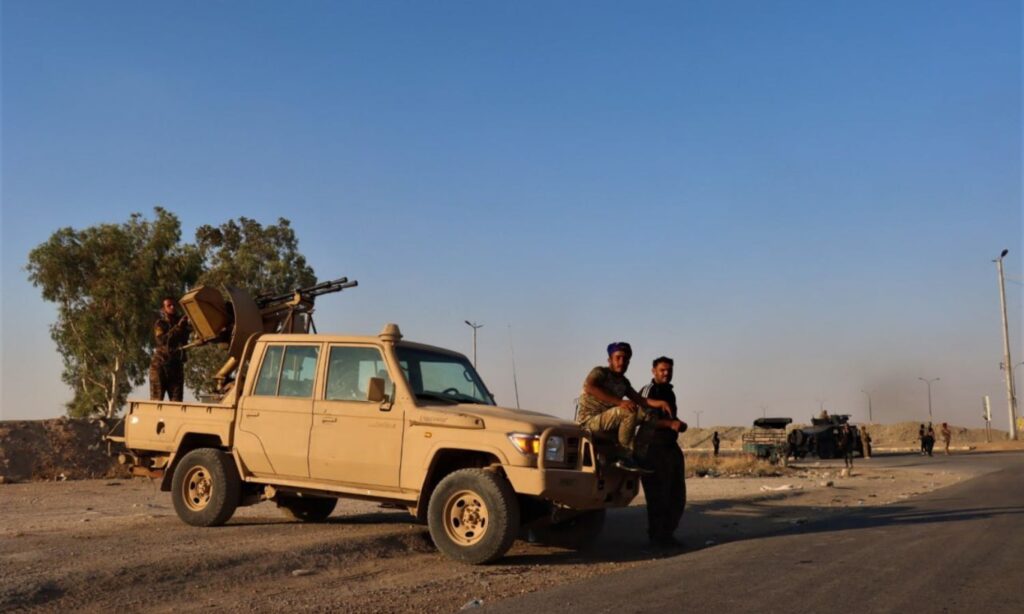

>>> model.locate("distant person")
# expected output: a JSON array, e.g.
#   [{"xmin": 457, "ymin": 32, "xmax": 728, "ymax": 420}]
[
  {"xmin": 576, "ymin": 342, "xmax": 673, "ymax": 472},
  {"xmin": 941, "ymin": 422, "xmax": 952, "ymax": 455},
  {"xmin": 150, "ymin": 296, "xmax": 190, "ymax": 401},
  {"xmin": 818, "ymin": 409, "xmax": 830, "ymax": 420},
  {"xmin": 635, "ymin": 356, "xmax": 688, "ymax": 547},
  {"xmin": 712, "ymin": 431, "xmax": 721, "ymax": 457},
  {"xmin": 919, "ymin": 424, "xmax": 926, "ymax": 455},
  {"xmin": 860, "ymin": 426, "xmax": 872, "ymax": 459},
  {"xmin": 787, "ymin": 428, "xmax": 805, "ymax": 460},
  {"xmin": 924, "ymin": 423, "xmax": 936, "ymax": 457},
  {"xmin": 837, "ymin": 423, "xmax": 854, "ymax": 470}
]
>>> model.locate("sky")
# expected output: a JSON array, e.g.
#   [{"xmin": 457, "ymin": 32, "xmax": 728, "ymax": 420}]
[{"xmin": 1, "ymin": 1, "xmax": 1021, "ymax": 429}]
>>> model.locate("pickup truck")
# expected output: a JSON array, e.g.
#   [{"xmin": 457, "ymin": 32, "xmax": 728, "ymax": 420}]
[{"xmin": 112, "ymin": 321, "xmax": 638, "ymax": 564}]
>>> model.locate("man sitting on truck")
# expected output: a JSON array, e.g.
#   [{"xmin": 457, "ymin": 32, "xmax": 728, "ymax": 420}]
[{"xmin": 576, "ymin": 342, "xmax": 672, "ymax": 472}]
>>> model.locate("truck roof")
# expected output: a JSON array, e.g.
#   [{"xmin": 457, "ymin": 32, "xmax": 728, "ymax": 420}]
[{"xmin": 254, "ymin": 332, "xmax": 467, "ymax": 360}]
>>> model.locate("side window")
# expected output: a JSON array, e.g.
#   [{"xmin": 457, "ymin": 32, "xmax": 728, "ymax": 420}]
[
  {"xmin": 253, "ymin": 345, "xmax": 319, "ymax": 397},
  {"xmin": 325, "ymin": 346, "xmax": 394, "ymax": 402},
  {"xmin": 253, "ymin": 346, "xmax": 284, "ymax": 396},
  {"xmin": 278, "ymin": 346, "xmax": 319, "ymax": 398}
]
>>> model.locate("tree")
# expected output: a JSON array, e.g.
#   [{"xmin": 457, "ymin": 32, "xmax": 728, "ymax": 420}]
[
  {"xmin": 26, "ymin": 208, "xmax": 202, "ymax": 417},
  {"xmin": 184, "ymin": 217, "xmax": 317, "ymax": 396}
]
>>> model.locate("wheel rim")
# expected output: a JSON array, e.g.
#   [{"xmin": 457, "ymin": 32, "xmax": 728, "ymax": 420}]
[
  {"xmin": 442, "ymin": 489, "xmax": 489, "ymax": 546},
  {"xmin": 182, "ymin": 465, "xmax": 213, "ymax": 512}
]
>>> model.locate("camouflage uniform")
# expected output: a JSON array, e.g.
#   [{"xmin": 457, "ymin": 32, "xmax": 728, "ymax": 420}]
[
  {"xmin": 576, "ymin": 366, "xmax": 645, "ymax": 453},
  {"xmin": 150, "ymin": 312, "xmax": 190, "ymax": 401}
]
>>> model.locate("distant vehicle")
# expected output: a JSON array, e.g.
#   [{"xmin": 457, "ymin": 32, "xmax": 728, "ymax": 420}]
[
  {"xmin": 742, "ymin": 417, "xmax": 792, "ymax": 463},
  {"xmin": 789, "ymin": 414, "xmax": 864, "ymax": 459},
  {"xmin": 107, "ymin": 279, "xmax": 638, "ymax": 564}
]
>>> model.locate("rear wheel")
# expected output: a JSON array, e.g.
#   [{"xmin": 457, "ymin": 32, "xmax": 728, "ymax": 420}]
[
  {"xmin": 277, "ymin": 495, "xmax": 337, "ymax": 522},
  {"xmin": 170, "ymin": 448, "xmax": 241, "ymax": 527},
  {"xmin": 427, "ymin": 469, "xmax": 519, "ymax": 564}
]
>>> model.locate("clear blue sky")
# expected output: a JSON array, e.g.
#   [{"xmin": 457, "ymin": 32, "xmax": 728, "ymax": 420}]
[{"xmin": 2, "ymin": 1, "xmax": 1021, "ymax": 428}]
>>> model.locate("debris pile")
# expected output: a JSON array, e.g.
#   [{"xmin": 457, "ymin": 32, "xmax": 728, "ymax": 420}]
[{"xmin": 0, "ymin": 418, "xmax": 128, "ymax": 483}]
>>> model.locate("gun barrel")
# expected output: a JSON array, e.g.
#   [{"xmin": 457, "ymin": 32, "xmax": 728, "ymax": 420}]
[{"xmin": 255, "ymin": 277, "xmax": 357, "ymax": 307}]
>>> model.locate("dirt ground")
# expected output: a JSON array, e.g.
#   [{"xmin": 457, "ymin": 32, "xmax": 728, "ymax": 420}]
[{"xmin": 0, "ymin": 456, "xmax": 980, "ymax": 613}]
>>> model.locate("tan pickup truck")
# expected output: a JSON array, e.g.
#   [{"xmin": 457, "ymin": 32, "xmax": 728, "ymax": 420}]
[{"xmin": 111, "ymin": 282, "xmax": 638, "ymax": 564}]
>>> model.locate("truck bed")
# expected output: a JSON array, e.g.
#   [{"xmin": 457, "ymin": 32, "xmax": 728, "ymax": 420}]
[{"xmin": 122, "ymin": 400, "xmax": 236, "ymax": 453}]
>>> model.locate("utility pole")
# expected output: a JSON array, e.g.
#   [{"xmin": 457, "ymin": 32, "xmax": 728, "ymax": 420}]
[
  {"xmin": 464, "ymin": 320, "xmax": 483, "ymax": 368},
  {"xmin": 694, "ymin": 410, "xmax": 703, "ymax": 429},
  {"xmin": 507, "ymin": 324, "xmax": 521, "ymax": 409},
  {"xmin": 995, "ymin": 249, "xmax": 1018, "ymax": 440},
  {"xmin": 918, "ymin": 377, "xmax": 939, "ymax": 421},
  {"xmin": 760, "ymin": 403, "xmax": 768, "ymax": 419},
  {"xmin": 983, "ymin": 395, "xmax": 992, "ymax": 443},
  {"xmin": 861, "ymin": 389, "xmax": 874, "ymax": 423}
]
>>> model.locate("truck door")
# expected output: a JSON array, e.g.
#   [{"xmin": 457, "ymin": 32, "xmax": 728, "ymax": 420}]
[
  {"xmin": 309, "ymin": 345, "xmax": 403, "ymax": 489},
  {"xmin": 236, "ymin": 343, "xmax": 320, "ymax": 478}
]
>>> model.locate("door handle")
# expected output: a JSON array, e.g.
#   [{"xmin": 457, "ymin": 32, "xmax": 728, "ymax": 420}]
[
  {"xmin": 322, "ymin": 417, "xmax": 338, "ymax": 423},
  {"xmin": 245, "ymin": 411, "xmax": 260, "ymax": 417}
]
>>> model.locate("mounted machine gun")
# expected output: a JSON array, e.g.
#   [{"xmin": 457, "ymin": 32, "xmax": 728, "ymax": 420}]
[{"xmin": 178, "ymin": 277, "xmax": 358, "ymax": 395}]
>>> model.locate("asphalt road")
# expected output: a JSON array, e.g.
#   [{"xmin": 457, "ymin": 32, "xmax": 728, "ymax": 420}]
[{"xmin": 488, "ymin": 452, "xmax": 1024, "ymax": 614}]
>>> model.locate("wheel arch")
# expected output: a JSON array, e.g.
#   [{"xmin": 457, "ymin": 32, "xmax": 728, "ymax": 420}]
[
  {"xmin": 412, "ymin": 448, "xmax": 505, "ymax": 524},
  {"xmin": 161, "ymin": 432, "xmax": 231, "ymax": 491}
]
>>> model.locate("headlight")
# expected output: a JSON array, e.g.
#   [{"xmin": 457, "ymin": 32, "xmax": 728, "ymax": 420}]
[
  {"xmin": 508, "ymin": 433, "xmax": 540, "ymax": 455},
  {"xmin": 544, "ymin": 435, "xmax": 566, "ymax": 463}
]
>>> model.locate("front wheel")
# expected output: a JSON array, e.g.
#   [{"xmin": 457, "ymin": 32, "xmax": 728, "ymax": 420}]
[
  {"xmin": 427, "ymin": 469, "xmax": 520, "ymax": 564},
  {"xmin": 170, "ymin": 448, "xmax": 241, "ymax": 527}
]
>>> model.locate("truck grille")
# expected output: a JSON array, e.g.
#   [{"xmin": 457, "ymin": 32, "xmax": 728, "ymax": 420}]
[{"xmin": 566, "ymin": 436, "xmax": 580, "ymax": 467}]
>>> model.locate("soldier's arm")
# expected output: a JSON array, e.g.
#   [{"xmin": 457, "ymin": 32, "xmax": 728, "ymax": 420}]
[
  {"xmin": 583, "ymin": 371, "xmax": 634, "ymax": 410},
  {"xmin": 153, "ymin": 322, "xmax": 169, "ymax": 348},
  {"xmin": 626, "ymin": 387, "xmax": 671, "ymax": 415}
]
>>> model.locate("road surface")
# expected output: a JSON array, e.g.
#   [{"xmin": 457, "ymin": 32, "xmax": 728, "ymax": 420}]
[{"xmin": 488, "ymin": 452, "xmax": 1024, "ymax": 613}]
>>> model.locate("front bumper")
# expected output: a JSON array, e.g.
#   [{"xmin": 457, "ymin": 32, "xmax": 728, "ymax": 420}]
[{"xmin": 502, "ymin": 427, "xmax": 640, "ymax": 510}]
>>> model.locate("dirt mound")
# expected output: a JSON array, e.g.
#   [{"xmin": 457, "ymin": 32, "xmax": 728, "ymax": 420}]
[{"xmin": 0, "ymin": 418, "xmax": 128, "ymax": 482}]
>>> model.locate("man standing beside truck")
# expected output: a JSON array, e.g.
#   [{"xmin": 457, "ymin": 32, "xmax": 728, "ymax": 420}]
[
  {"xmin": 150, "ymin": 296, "xmax": 190, "ymax": 401},
  {"xmin": 636, "ymin": 356, "xmax": 687, "ymax": 547},
  {"xmin": 576, "ymin": 342, "xmax": 672, "ymax": 472}
]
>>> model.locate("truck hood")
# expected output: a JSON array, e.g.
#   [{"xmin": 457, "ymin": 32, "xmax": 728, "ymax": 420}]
[{"xmin": 415, "ymin": 403, "xmax": 579, "ymax": 434}]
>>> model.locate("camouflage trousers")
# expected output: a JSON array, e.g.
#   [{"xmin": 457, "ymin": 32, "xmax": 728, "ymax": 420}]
[
  {"xmin": 581, "ymin": 406, "xmax": 639, "ymax": 452},
  {"xmin": 150, "ymin": 361, "xmax": 184, "ymax": 402}
]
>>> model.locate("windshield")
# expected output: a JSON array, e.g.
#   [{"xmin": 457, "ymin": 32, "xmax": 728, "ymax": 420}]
[{"xmin": 395, "ymin": 346, "xmax": 495, "ymax": 406}]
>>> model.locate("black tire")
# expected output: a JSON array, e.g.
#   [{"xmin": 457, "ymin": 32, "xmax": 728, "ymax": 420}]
[
  {"xmin": 277, "ymin": 495, "xmax": 337, "ymax": 522},
  {"xmin": 530, "ymin": 509, "xmax": 606, "ymax": 550},
  {"xmin": 427, "ymin": 469, "xmax": 520, "ymax": 564},
  {"xmin": 170, "ymin": 448, "xmax": 241, "ymax": 527}
]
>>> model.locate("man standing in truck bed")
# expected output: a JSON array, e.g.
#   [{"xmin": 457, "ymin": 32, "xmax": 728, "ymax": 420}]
[
  {"xmin": 636, "ymin": 356, "xmax": 687, "ymax": 547},
  {"xmin": 150, "ymin": 296, "xmax": 190, "ymax": 401},
  {"xmin": 576, "ymin": 342, "xmax": 672, "ymax": 472}
]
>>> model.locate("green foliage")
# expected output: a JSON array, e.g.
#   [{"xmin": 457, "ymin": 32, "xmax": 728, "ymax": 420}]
[
  {"xmin": 185, "ymin": 217, "xmax": 317, "ymax": 395},
  {"xmin": 26, "ymin": 208, "xmax": 202, "ymax": 417},
  {"xmin": 27, "ymin": 212, "xmax": 318, "ymax": 415}
]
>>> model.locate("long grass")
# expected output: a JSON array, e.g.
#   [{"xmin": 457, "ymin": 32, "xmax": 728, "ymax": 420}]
[{"xmin": 684, "ymin": 452, "xmax": 792, "ymax": 478}]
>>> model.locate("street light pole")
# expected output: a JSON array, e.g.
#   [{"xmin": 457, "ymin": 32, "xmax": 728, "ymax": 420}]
[
  {"xmin": 917, "ymin": 377, "xmax": 939, "ymax": 421},
  {"xmin": 995, "ymin": 249, "xmax": 1018, "ymax": 440},
  {"xmin": 464, "ymin": 321, "xmax": 483, "ymax": 368},
  {"xmin": 861, "ymin": 389, "xmax": 874, "ymax": 423},
  {"xmin": 694, "ymin": 410, "xmax": 703, "ymax": 429}
]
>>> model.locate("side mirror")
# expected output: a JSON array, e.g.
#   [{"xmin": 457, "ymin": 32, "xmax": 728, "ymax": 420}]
[{"xmin": 367, "ymin": 377, "xmax": 387, "ymax": 403}]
